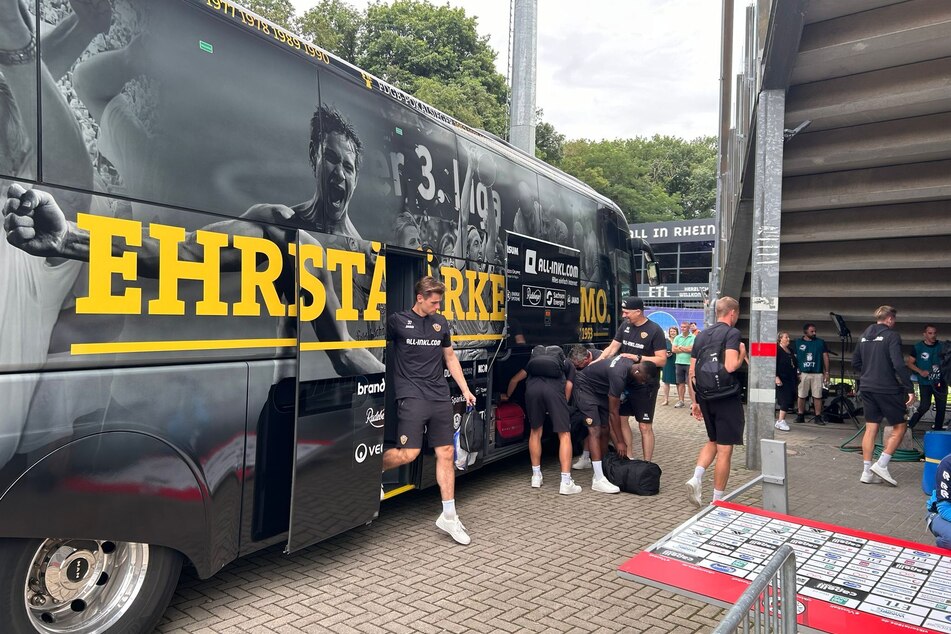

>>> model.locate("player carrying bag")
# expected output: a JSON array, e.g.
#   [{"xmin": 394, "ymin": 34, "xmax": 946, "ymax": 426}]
[{"xmin": 693, "ymin": 323, "xmax": 741, "ymax": 401}]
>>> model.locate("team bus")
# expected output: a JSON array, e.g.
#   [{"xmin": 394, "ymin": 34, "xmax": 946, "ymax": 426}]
[{"xmin": 0, "ymin": 0, "xmax": 658, "ymax": 631}]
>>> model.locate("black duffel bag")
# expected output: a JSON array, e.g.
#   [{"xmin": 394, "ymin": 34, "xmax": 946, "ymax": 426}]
[{"xmin": 602, "ymin": 452, "xmax": 662, "ymax": 496}]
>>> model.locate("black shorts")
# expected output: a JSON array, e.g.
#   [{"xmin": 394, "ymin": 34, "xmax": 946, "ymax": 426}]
[
  {"xmin": 574, "ymin": 386, "xmax": 609, "ymax": 427},
  {"xmin": 861, "ymin": 392, "xmax": 906, "ymax": 425},
  {"xmin": 676, "ymin": 364, "xmax": 690, "ymax": 384},
  {"xmin": 698, "ymin": 396, "xmax": 745, "ymax": 445},
  {"xmin": 394, "ymin": 397, "xmax": 454, "ymax": 449},
  {"xmin": 525, "ymin": 377, "xmax": 571, "ymax": 433},
  {"xmin": 620, "ymin": 384, "xmax": 659, "ymax": 423}
]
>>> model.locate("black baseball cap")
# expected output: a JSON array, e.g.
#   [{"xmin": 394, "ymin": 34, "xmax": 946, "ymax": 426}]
[{"xmin": 621, "ymin": 296, "xmax": 644, "ymax": 311}]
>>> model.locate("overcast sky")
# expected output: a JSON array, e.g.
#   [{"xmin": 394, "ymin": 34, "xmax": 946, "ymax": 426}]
[{"xmin": 289, "ymin": 0, "xmax": 728, "ymax": 141}]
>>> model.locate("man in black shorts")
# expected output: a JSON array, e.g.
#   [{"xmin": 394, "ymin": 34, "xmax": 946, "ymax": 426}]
[
  {"xmin": 852, "ymin": 305, "xmax": 915, "ymax": 487},
  {"xmin": 573, "ymin": 355, "xmax": 658, "ymax": 493},
  {"xmin": 382, "ymin": 276, "xmax": 477, "ymax": 544},
  {"xmin": 501, "ymin": 346, "xmax": 582, "ymax": 495},
  {"xmin": 685, "ymin": 297, "xmax": 747, "ymax": 507},
  {"xmin": 594, "ymin": 296, "xmax": 667, "ymax": 461}
]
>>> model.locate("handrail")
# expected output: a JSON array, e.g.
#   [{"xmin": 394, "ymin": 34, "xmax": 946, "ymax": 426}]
[{"xmin": 712, "ymin": 544, "xmax": 798, "ymax": 634}]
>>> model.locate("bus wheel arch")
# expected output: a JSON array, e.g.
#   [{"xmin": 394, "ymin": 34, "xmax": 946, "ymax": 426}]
[{"xmin": 0, "ymin": 537, "xmax": 182, "ymax": 634}]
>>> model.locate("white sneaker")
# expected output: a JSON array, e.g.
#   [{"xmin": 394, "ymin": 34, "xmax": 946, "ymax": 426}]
[
  {"xmin": 775, "ymin": 419, "xmax": 790, "ymax": 431},
  {"xmin": 531, "ymin": 473, "xmax": 543, "ymax": 488},
  {"xmin": 435, "ymin": 513, "xmax": 471, "ymax": 545},
  {"xmin": 559, "ymin": 479, "xmax": 582, "ymax": 495},
  {"xmin": 860, "ymin": 470, "xmax": 880, "ymax": 484},
  {"xmin": 673, "ymin": 401, "xmax": 686, "ymax": 408},
  {"xmin": 685, "ymin": 478, "xmax": 702, "ymax": 508},
  {"xmin": 380, "ymin": 485, "xmax": 385, "ymax": 501},
  {"xmin": 592, "ymin": 476, "xmax": 620, "ymax": 494},
  {"xmin": 870, "ymin": 463, "xmax": 897, "ymax": 486},
  {"xmin": 572, "ymin": 455, "xmax": 592, "ymax": 470}
]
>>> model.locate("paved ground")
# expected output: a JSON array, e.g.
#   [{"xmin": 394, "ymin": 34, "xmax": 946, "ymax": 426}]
[{"xmin": 156, "ymin": 402, "xmax": 938, "ymax": 633}]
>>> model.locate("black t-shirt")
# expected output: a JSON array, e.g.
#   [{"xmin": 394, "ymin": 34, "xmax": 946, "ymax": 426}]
[
  {"xmin": 575, "ymin": 356, "xmax": 636, "ymax": 398},
  {"xmin": 613, "ymin": 318, "xmax": 666, "ymax": 359},
  {"xmin": 387, "ymin": 309, "xmax": 453, "ymax": 401},
  {"xmin": 691, "ymin": 322, "xmax": 741, "ymax": 367}
]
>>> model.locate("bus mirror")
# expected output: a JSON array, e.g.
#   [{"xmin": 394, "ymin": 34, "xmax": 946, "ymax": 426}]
[{"xmin": 646, "ymin": 261, "xmax": 660, "ymax": 287}]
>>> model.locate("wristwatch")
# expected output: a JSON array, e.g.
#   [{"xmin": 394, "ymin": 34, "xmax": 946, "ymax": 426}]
[{"xmin": 634, "ymin": 354, "xmax": 642, "ymax": 363}]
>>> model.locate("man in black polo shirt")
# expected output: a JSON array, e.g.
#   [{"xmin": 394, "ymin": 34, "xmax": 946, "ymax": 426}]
[
  {"xmin": 501, "ymin": 346, "xmax": 583, "ymax": 495},
  {"xmin": 574, "ymin": 355, "xmax": 658, "ymax": 493},
  {"xmin": 684, "ymin": 296, "xmax": 747, "ymax": 507},
  {"xmin": 595, "ymin": 297, "xmax": 667, "ymax": 461},
  {"xmin": 852, "ymin": 305, "xmax": 915, "ymax": 487},
  {"xmin": 383, "ymin": 276, "xmax": 477, "ymax": 544}
]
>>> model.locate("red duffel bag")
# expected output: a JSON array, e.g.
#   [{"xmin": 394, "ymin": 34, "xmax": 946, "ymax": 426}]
[{"xmin": 495, "ymin": 402, "xmax": 525, "ymax": 442}]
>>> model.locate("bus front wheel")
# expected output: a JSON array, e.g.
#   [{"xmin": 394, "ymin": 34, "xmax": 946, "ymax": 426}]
[{"xmin": 0, "ymin": 537, "xmax": 182, "ymax": 633}]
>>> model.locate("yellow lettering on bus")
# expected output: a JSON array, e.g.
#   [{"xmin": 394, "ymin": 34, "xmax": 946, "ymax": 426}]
[
  {"xmin": 76, "ymin": 214, "xmax": 142, "ymax": 315},
  {"xmin": 596, "ymin": 289, "xmax": 608, "ymax": 323},
  {"xmin": 297, "ymin": 242, "xmax": 326, "ymax": 321},
  {"xmin": 232, "ymin": 234, "xmax": 285, "ymax": 317},
  {"xmin": 147, "ymin": 224, "xmax": 228, "ymax": 316},
  {"xmin": 440, "ymin": 266, "xmax": 464, "ymax": 320},
  {"xmin": 580, "ymin": 287, "xmax": 610, "ymax": 324},
  {"xmin": 364, "ymin": 253, "xmax": 386, "ymax": 321},
  {"xmin": 489, "ymin": 272, "xmax": 505, "ymax": 321},
  {"xmin": 463, "ymin": 270, "xmax": 489, "ymax": 320},
  {"xmin": 326, "ymin": 248, "xmax": 364, "ymax": 321}
]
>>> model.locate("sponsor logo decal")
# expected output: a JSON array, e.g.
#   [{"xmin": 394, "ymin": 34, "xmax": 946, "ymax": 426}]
[
  {"xmin": 354, "ymin": 442, "xmax": 383, "ymax": 463},
  {"xmin": 365, "ymin": 408, "xmax": 384, "ymax": 428}
]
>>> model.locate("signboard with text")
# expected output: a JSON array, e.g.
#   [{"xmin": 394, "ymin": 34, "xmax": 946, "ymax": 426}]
[{"xmin": 505, "ymin": 233, "xmax": 581, "ymax": 345}]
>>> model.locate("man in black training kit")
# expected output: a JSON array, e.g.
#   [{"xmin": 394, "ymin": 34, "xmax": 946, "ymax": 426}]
[
  {"xmin": 501, "ymin": 346, "xmax": 583, "ymax": 495},
  {"xmin": 382, "ymin": 276, "xmax": 477, "ymax": 544},
  {"xmin": 573, "ymin": 355, "xmax": 658, "ymax": 493},
  {"xmin": 594, "ymin": 296, "xmax": 667, "ymax": 461},
  {"xmin": 685, "ymin": 296, "xmax": 747, "ymax": 507},
  {"xmin": 853, "ymin": 305, "xmax": 915, "ymax": 487}
]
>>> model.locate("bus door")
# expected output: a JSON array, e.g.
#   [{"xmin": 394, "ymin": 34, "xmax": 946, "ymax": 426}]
[
  {"xmin": 382, "ymin": 249, "xmax": 428, "ymax": 495},
  {"xmin": 286, "ymin": 233, "xmax": 387, "ymax": 553}
]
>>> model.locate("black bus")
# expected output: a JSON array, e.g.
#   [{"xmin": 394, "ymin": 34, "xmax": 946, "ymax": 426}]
[{"xmin": 0, "ymin": 1, "xmax": 657, "ymax": 630}]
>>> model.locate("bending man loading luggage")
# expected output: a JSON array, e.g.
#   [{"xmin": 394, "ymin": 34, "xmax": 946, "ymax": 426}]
[{"xmin": 572, "ymin": 355, "xmax": 658, "ymax": 493}]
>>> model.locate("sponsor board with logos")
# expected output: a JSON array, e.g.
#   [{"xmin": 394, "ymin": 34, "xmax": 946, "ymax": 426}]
[{"xmin": 619, "ymin": 501, "xmax": 951, "ymax": 633}]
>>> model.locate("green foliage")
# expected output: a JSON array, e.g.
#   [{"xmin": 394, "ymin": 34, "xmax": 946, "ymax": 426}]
[
  {"xmin": 558, "ymin": 136, "xmax": 716, "ymax": 223},
  {"xmin": 296, "ymin": 0, "xmax": 363, "ymax": 62},
  {"xmin": 242, "ymin": 0, "xmax": 296, "ymax": 30},
  {"xmin": 356, "ymin": 0, "xmax": 508, "ymax": 136},
  {"xmin": 534, "ymin": 110, "xmax": 565, "ymax": 164}
]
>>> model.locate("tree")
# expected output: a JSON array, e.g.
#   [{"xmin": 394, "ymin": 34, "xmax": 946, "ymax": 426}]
[
  {"xmin": 534, "ymin": 110, "xmax": 565, "ymax": 165},
  {"xmin": 242, "ymin": 0, "xmax": 296, "ymax": 30},
  {"xmin": 296, "ymin": 0, "xmax": 363, "ymax": 62},
  {"xmin": 356, "ymin": 0, "xmax": 508, "ymax": 137}
]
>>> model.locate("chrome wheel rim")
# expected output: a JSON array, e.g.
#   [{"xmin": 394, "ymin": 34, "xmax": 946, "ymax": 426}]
[{"xmin": 23, "ymin": 539, "xmax": 150, "ymax": 634}]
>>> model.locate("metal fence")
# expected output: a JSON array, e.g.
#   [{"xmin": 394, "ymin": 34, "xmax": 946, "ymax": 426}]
[{"xmin": 712, "ymin": 544, "xmax": 798, "ymax": 634}]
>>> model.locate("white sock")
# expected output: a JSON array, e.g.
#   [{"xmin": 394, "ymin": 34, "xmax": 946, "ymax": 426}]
[
  {"xmin": 863, "ymin": 460, "xmax": 872, "ymax": 472},
  {"xmin": 581, "ymin": 450, "xmax": 590, "ymax": 460},
  {"xmin": 561, "ymin": 472, "xmax": 571, "ymax": 484},
  {"xmin": 442, "ymin": 499, "xmax": 456, "ymax": 519},
  {"xmin": 532, "ymin": 465, "xmax": 542, "ymax": 476},
  {"xmin": 592, "ymin": 460, "xmax": 605, "ymax": 480},
  {"xmin": 693, "ymin": 466, "xmax": 705, "ymax": 482},
  {"xmin": 712, "ymin": 489, "xmax": 725, "ymax": 501},
  {"xmin": 878, "ymin": 453, "xmax": 892, "ymax": 467}
]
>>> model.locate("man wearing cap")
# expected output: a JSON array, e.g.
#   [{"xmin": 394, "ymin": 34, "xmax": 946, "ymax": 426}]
[{"xmin": 594, "ymin": 296, "xmax": 667, "ymax": 462}]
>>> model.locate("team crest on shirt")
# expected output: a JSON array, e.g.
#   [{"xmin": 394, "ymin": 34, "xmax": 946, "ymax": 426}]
[
  {"xmin": 640, "ymin": 332, "xmax": 648, "ymax": 339},
  {"xmin": 433, "ymin": 323, "xmax": 441, "ymax": 332},
  {"xmin": 400, "ymin": 435, "xmax": 408, "ymax": 445},
  {"xmin": 585, "ymin": 418, "xmax": 593, "ymax": 426}
]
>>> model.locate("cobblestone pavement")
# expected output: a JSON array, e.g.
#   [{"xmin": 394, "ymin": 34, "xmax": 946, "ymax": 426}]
[{"xmin": 157, "ymin": 401, "xmax": 938, "ymax": 633}]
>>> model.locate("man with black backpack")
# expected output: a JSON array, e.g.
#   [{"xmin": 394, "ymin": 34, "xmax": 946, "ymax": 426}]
[
  {"xmin": 684, "ymin": 297, "xmax": 747, "ymax": 507},
  {"xmin": 852, "ymin": 305, "xmax": 915, "ymax": 487},
  {"xmin": 501, "ymin": 345, "xmax": 583, "ymax": 495}
]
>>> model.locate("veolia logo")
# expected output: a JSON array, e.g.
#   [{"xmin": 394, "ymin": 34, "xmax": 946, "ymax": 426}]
[
  {"xmin": 356, "ymin": 377, "xmax": 385, "ymax": 396},
  {"xmin": 354, "ymin": 442, "xmax": 384, "ymax": 463}
]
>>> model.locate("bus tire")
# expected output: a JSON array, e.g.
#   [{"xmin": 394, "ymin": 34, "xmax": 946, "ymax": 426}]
[{"xmin": 0, "ymin": 537, "xmax": 182, "ymax": 634}]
